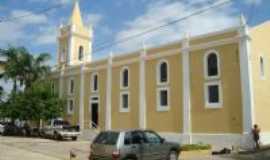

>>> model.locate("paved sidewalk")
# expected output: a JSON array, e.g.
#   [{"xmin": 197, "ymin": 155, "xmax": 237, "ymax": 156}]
[
  {"xmin": 0, "ymin": 144, "xmax": 61, "ymax": 160},
  {"xmin": 0, "ymin": 136, "xmax": 90, "ymax": 160}
]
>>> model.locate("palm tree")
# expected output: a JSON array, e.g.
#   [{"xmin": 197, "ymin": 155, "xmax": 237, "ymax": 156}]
[
  {"xmin": 0, "ymin": 46, "xmax": 51, "ymax": 92},
  {"xmin": 23, "ymin": 53, "xmax": 51, "ymax": 89},
  {"xmin": 0, "ymin": 46, "xmax": 25, "ymax": 92}
]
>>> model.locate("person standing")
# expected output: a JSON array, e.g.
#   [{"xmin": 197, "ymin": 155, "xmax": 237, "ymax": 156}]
[{"xmin": 252, "ymin": 124, "xmax": 261, "ymax": 150}]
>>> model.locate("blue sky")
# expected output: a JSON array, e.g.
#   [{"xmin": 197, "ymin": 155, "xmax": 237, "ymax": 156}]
[{"xmin": 0, "ymin": 0, "xmax": 269, "ymax": 64}]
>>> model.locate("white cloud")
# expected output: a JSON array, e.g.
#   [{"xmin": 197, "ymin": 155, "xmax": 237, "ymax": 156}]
[
  {"xmin": 85, "ymin": 13, "xmax": 103, "ymax": 28},
  {"xmin": 28, "ymin": 0, "xmax": 72, "ymax": 5},
  {"xmin": 36, "ymin": 25, "xmax": 57, "ymax": 45},
  {"xmin": 244, "ymin": 0, "xmax": 262, "ymax": 5},
  {"xmin": 0, "ymin": 10, "xmax": 48, "ymax": 44},
  {"xmin": 10, "ymin": 10, "xmax": 48, "ymax": 25},
  {"xmin": 113, "ymin": 0, "xmax": 238, "ymax": 53}
]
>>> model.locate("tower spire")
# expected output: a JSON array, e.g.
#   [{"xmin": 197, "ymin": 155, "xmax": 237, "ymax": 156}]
[{"xmin": 69, "ymin": 0, "xmax": 83, "ymax": 27}]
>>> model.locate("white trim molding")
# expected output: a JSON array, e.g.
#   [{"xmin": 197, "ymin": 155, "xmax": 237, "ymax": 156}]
[
  {"xmin": 89, "ymin": 95, "xmax": 100, "ymax": 112},
  {"xmin": 120, "ymin": 66, "xmax": 130, "ymax": 90},
  {"xmin": 156, "ymin": 87, "xmax": 170, "ymax": 112},
  {"xmin": 79, "ymin": 64, "xmax": 85, "ymax": 129},
  {"xmin": 59, "ymin": 66, "xmax": 65, "ymax": 98},
  {"xmin": 105, "ymin": 53, "xmax": 113, "ymax": 130},
  {"xmin": 119, "ymin": 91, "xmax": 130, "ymax": 113},
  {"xmin": 204, "ymin": 49, "xmax": 221, "ymax": 80},
  {"xmin": 156, "ymin": 59, "xmax": 170, "ymax": 86},
  {"xmin": 139, "ymin": 50, "xmax": 147, "ymax": 129},
  {"xmin": 182, "ymin": 34, "xmax": 192, "ymax": 144},
  {"xmin": 238, "ymin": 15, "xmax": 255, "ymax": 134},
  {"xmin": 204, "ymin": 81, "xmax": 223, "ymax": 109}
]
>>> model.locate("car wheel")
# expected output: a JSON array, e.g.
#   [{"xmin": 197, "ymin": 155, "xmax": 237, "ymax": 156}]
[
  {"xmin": 54, "ymin": 133, "xmax": 62, "ymax": 141},
  {"xmin": 72, "ymin": 136, "xmax": 77, "ymax": 141},
  {"xmin": 168, "ymin": 150, "xmax": 178, "ymax": 160}
]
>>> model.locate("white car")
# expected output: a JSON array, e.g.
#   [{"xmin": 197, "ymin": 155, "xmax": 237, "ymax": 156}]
[{"xmin": 0, "ymin": 123, "xmax": 5, "ymax": 134}]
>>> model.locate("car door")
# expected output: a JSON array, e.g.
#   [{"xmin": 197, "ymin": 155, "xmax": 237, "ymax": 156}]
[
  {"xmin": 130, "ymin": 131, "xmax": 149, "ymax": 160},
  {"xmin": 143, "ymin": 131, "xmax": 167, "ymax": 160}
]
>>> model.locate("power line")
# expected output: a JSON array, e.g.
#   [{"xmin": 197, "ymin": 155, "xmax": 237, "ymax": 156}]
[
  {"xmin": 93, "ymin": 0, "xmax": 233, "ymax": 54},
  {"xmin": 0, "ymin": 3, "xmax": 64, "ymax": 23}
]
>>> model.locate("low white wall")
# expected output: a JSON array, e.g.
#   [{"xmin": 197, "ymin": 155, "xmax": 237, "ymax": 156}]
[
  {"xmin": 260, "ymin": 132, "xmax": 270, "ymax": 145},
  {"xmin": 159, "ymin": 132, "xmax": 254, "ymax": 150}
]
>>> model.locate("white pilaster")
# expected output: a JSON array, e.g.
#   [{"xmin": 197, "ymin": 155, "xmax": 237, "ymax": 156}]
[
  {"xmin": 182, "ymin": 33, "xmax": 192, "ymax": 144},
  {"xmin": 105, "ymin": 53, "xmax": 113, "ymax": 130},
  {"xmin": 139, "ymin": 46, "xmax": 147, "ymax": 129},
  {"xmin": 238, "ymin": 15, "xmax": 255, "ymax": 135},
  {"xmin": 68, "ymin": 25, "xmax": 75, "ymax": 65},
  {"xmin": 79, "ymin": 64, "xmax": 85, "ymax": 129},
  {"xmin": 59, "ymin": 66, "xmax": 65, "ymax": 98}
]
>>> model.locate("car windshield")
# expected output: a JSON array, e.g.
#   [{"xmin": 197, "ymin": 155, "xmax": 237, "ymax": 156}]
[
  {"xmin": 54, "ymin": 120, "xmax": 70, "ymax": 126},
  {"xmin": 93, "ymin": 132, "xmax": 119, "ymax": 145}
]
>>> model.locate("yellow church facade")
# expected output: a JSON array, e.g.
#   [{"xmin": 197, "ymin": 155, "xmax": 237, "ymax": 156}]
[{"xmin": 50, "ymin": 1, "xmax": 270, "ymax": 147}]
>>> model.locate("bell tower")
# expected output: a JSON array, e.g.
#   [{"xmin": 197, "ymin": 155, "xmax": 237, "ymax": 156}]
[{"xmin": 57, "ymin": 0, "xmax": 93, "ymax": 66}]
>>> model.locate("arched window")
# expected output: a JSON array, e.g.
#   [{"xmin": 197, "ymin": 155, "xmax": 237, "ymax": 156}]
[
  {"xmin": 205, "ymin": 51, "xmax": 220, "ymax": 78},
  {"xmin": 78, "ymin": 46, "xmax": 84, "ymax": 61},
  {"xmin": 157, "ymin": 60, "xmax": 169, "ymax": 84},
  {"xmin": 121, "ymin": 67, "xmax": 129, "ymax": 88},
  {"xmin": 260, "ymin": 56, "xmax": 265, "ymax": 79},
  {"xmin": 69, "ymin": 79, "xmax": 75, "ymax": 95},
  {"xmin": 91, "ymin": 73, "xmax": 98, "ymax": 92}
]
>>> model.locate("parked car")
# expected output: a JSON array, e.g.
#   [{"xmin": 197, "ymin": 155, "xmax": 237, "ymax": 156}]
[
  {"xmin": 2, "ymin": 123, "xmax": 24, "ymax": 136},
  {"xmin": 0, "ymin": 122, "xmax": 7, "ymax": 134},
  {"xmin": 89, "ymin": 130, "xmax": 181, "ymax": 160},
  {"xmin": 40, "ymin": 119, "xmax": 81, "ymax": 141}
]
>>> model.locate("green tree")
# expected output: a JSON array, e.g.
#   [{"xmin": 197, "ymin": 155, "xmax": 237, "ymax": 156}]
[{"xmin": 0, "ymin": 81, "xmax": 64, "ymax": 126}]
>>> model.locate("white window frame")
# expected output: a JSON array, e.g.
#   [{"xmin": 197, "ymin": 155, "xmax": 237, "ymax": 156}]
[
  {"xmin": 78, "ymin": 46, "xmax": 84, "ymax": 61},
  {"xmin": 120, "ymin": 66, "xmax": 129, "ymax": 90},
  {"xmin": 204, "ymin": 49, "xmax": 221, "ymax": 80},
  {"xmin": 259, "ymin": 55, "xmax": 266, "ymax": 80},
  {"xmin": 89, "ymin": 95, "xmax": 99, "ymax": 113},
  {"xmin": 204, "ymin": 81, "xmax": 223, "ymax": 109},
  {"xmin": 156, "ymin": 59, "xmax": 170, "ymax": 86},
  {"xmin": 68, "ymin": 78, "xmax": 75, "ymax": 95},
  {"xmin": 67, "ymin": 98, "xmax": 75, "ymax": 115},
  {"xmin": 91, "ymin": 72, "xmax": 99, "ymax": 93},
  {"xmin": 119, "ymin": 91, "xmax": 130, "ymax": 113},
  {"xmin": 156, "ymin": 87, "xmax": 170, "ymax": 112}
]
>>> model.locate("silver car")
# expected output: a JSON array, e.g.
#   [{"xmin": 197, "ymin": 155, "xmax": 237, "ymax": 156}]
[{"xmin": 89, "ymin": 130, "xmax": 181, "ymax": 160}]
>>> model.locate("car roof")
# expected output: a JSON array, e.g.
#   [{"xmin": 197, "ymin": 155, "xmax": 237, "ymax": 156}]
[{"xmin": 100, "ymin": 129, "xmax": 155, "ymax": 133}]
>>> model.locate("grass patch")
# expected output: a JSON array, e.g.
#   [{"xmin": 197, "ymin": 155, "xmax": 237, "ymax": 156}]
[{"xmin": 181, "ymin": 143, "xmax": 212, "ymax": 151}]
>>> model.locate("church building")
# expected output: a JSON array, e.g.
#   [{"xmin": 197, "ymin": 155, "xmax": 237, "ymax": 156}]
[{"xmin": 50, "ymin": 1, "xmax": 270, "ymax": 147}]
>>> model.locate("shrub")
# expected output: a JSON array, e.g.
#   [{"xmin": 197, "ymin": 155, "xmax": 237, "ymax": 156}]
[{"xmin": 181, "ymin": 143, "xmax": 212, "ymax": 151}]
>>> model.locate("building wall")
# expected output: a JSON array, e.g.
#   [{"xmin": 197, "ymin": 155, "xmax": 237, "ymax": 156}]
[
  {"xmin": 111, "ymin": 62, "xmax": 140, "ymax": 129},
  {"xmin": 64, "ymin": 73, "xmax": 81, "ymax": 125},
  {"xmin": 145, "ymin": 53, "xmax": 183, "ymax": 133},
  {"xmin": 190, "ymin": 43, "xmax": 243, "ymax": 134},
  {"xmin": 54, "ymin": 27, "xmax": 247, "ymax": 135},
  {"xmin": 250, "ymin": 22, "xmax": 270, "ymax": 132},
  {"xmin": 86, "ymin": 68, "xmax": 107, "ymax": 130}
]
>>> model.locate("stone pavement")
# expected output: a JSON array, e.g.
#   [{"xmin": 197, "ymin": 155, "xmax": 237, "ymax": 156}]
[
  {"xmin": 0, "ymin": 144, "xmax": 60, "ymax": 160},
  {"xmin": 0, "ymin": 136, "xmax": 90, "ymax": 160}
]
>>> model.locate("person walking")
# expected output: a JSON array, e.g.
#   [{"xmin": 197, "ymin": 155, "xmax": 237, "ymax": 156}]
[{"xmin": 252, "ymin": 124, "xmax": 261, "ymax": 150}]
